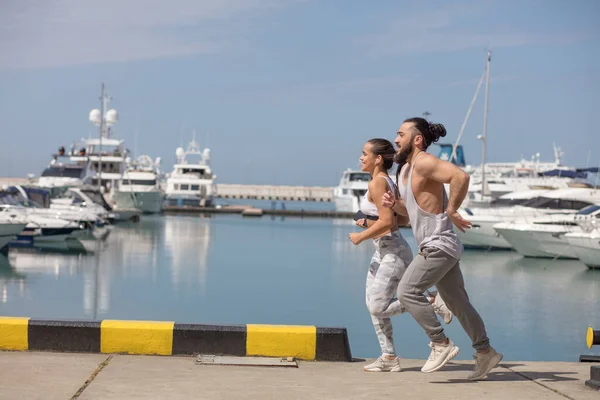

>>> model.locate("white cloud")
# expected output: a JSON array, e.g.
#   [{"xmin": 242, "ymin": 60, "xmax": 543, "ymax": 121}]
[{"xmin": 0, "ymin": 0, "xmax": 295, "ymax": 69}]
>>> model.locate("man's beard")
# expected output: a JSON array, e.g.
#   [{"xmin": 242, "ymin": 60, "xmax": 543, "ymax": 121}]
[{"xmin": 394, "ymin": 142, "xmax": 413, "ymax": 166}]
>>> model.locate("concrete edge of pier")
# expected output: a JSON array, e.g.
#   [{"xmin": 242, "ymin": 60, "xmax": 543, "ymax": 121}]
[{"xmin": 0, "ymin": 317, "xmax": 352, "ymax": 362}]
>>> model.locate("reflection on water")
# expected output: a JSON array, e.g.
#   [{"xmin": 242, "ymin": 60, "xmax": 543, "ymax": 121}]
[{"xmin": 0, "ymin": 214, "xmax": 598, "ymax": 362}]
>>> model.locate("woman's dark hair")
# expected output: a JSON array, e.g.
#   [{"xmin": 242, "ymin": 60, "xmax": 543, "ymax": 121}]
[
  {"xmin": 367, "ymin": 138, "xmax": 395, "ymax": 170},
  {"xmin": 403, "ymin": 117, "xmax": 447, "ymax": 150}
]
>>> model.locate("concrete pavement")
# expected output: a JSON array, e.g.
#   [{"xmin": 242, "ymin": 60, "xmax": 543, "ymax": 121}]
[{"xmin": 0, "ymin": 351, "xmax": 598, "ymax": 399}]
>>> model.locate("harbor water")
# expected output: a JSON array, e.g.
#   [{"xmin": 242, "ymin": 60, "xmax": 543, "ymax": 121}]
[{"xmin": 1, "ymin": 213, "xmax": 599, "ymax": 362}]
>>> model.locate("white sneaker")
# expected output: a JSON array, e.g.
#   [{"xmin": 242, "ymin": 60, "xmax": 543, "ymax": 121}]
[
  {"xmin": 421, "ymin": 340, "xmax": 460, "ymax": 373},
  {"xmin": 468, "ymin": 346, "xmax": 503, "ymax": 380},
  {"xmin": 364, "ymin": 356, "xmax": 402, "ymax": 372},
  {"xmin": 432, "ymin": 295, "xmax": 453, "ymax": 324}
]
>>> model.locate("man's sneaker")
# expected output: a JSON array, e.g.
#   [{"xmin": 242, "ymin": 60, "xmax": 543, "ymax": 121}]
[
  {"xmin": 364, "ymin": 356, "xmax": 402, "ymax": 372},
  {"xmin": 468, "ymin": 346, "xmax": 503, "ymax": 380},
  {"xmin": 432, "ymin": 295, "xmax": 453, "ymax": 324},
  {"xmin": 421, "ymin": 340, "xmax": 460, "ymax": 373}
]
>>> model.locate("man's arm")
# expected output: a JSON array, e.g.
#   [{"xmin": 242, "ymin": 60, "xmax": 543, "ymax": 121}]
[
  {"xmin": 382, "ymin": 190, "xmax": 408, "ymax": 216},
  {"xmin": 414, "ymin": 154, "xmax": 472, "ymax": 232},
  {"xmin": 414, "ymin": 154, "xmax": 469, "ymax": 212}
]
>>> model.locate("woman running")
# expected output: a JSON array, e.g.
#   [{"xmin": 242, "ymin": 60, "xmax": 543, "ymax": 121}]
[{"xmin": 349, "ymin": 138, "xmax": 452, "ymax": 372}]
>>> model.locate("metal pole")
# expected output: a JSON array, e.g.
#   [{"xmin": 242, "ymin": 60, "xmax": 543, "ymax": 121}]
[
  {"xmin": 450, "ymin": 70, "xmax": 485, "ymax": 165},
  {"xmin": 481, "ymin": 50, "xmax": 492, "ymax": 198},
  {"xmin": 98, "ymin": 83, "xmax": 105, "ymax": 191}
]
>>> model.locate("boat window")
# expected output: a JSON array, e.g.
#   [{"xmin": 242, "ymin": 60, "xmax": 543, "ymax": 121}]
[
  {"xmin": 80, "ymin": 190, "xmax": 111, "ymax": 211},
  {"xmin": 123, "ymin": 179, "xmax": 156, "ymax": 186},
  {"xmin": 182, "ymin": 168, "xmax": 205, "ymax": 175},
  {"xmin": 523, "ymin": 196, "xmax": 592, "ymax": 210},
  {"xmin": 181, "ymin": 184, "xmax": 189, "ymax": 190},
  {"xmin": 534, "ymin": 221, "xmax": 578, "ymax": 226},
  {"xmin": 490, "ymin": 198, "xmax": 529, "ymax": 207},
  {"xmin": 191, "ymin": 185, "xmax": 200, "ymax": 191},
  {"xmin": 348, "ymin": 173, "xmax": 370, "ymax": 182},
  {"xmin": 41, "ymin": 167, "xmax": 84, "ymax": 178},
  {"xmin": 174, "ymin": 184, "xmax": 179, "ymax": 190},
  {"xmin": 577, "ymin": 205, "xmax": 600, "ymax": 215}
]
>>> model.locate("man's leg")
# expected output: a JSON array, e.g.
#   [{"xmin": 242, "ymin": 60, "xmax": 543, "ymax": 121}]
[
  {"xmin": 436, "ymin": 259, "xmax": 503, "ymax": 380},
  {"xmin": 435, "ymin": 260, "xmax": 489, "ymax": 351},
  {"xmin": 397, "ymin": 247, "xmax": 460, "ymax": 372}
]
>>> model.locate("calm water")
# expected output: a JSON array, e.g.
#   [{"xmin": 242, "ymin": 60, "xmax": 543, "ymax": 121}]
[{"xmin": 1, "ymin": 213, "xmax": 599, "ymax": 362}]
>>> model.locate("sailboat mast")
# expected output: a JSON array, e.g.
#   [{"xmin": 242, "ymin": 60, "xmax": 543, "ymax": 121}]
[
  {"xmin": 481, "ymin": 50, "xmax": 492, "ymax": 198},
  {"xmin": 98, "ymin": 83, "xmax": 105, "ymax": 191}
]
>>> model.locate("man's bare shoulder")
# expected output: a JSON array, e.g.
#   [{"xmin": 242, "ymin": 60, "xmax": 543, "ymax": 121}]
[{"xmin": 413, "ymin": 152, "xmax": 439, "ymax": 175}]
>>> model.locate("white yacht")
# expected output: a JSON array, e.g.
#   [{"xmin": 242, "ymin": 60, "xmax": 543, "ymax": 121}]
[
  {"xmin": 0, "ymin": 210, "xmax": 28, "ymax": 251},
  {"xmin": 332, "ymin": 168, "xmax": 371, "ymax": 213},
  {"xmin": 51, "ymin": 187, "xmax": 140, "ymax": 223},
  {"xmin": 493, "ymin": 199, "xmax": 600, "ymax": 259},
  {"xmin": 564, "ymin": 211, "xmax": 600, "ymax": 269},
  {"xmin": 114, "ymin": 155, "xmax": 164, "ymax": 214},
  {"xmin": 0, "ymin": 204, "xmax": 89, "ymax": 252},
  {"xmin": 0, "ymin": 187, "xmax": 107, "ymax": 251},
  {"xmin": 457, "ymin": 189, "xmax": 595, "ymax": 249},
  {"xmin": 69, "ymin": 137, "xmax": 128, "ymax": 203},
  {"xmin": 37, "ymin": 147, "xmax": 97, "ymax": 192},
  {"xmin": 165, "ymin": 138, "xmax": 216, "ymax": 207},
  {"xmin": 66, "ymin": 84, "xmax": 129, "ymax": 204}
]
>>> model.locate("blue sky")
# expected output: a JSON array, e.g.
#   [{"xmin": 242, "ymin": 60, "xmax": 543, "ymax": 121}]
[{"xmin": 1, "ymin": 0, "xmax": 598, "ymax": 186}]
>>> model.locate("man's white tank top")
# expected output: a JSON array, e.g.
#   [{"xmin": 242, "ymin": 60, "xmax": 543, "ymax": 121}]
[{"xmin": 396, "ymin": 155, "xmax": 463, "ymax": 259}]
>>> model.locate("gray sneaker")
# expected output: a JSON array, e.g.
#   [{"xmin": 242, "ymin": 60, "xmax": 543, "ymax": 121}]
[
  {"xmin": 468, "ymin": 346, "xmax": 503, "ymax": 380},
  {"xmin": 432, "ymin": 295, "xmax": 453, "ymax": 324},
  {"xmin": 364, "ymin": 356, "xmax": 402, "ymax": 372}
]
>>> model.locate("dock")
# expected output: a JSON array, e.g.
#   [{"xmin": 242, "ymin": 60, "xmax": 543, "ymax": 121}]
[
  {"xmin": 164, "ymin": 205, "xmax": 355, "ymax": 219},
  {"xmin": 0, "ymin": 352, "xmax": 597, "ymax": 399},
  {"xmin": 215, "ymin": 184, "xmax": 334, "ymax": 202}
]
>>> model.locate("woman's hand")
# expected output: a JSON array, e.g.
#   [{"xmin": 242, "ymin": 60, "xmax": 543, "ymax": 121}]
[{"xmin": 349, "ymin": 232, "xmax": 364, "ymax": 245}]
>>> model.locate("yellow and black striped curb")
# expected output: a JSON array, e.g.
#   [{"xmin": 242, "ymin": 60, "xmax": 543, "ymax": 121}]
[{"xmin": 0, "ymin": 317, "xmax": 352, "ymax": 361}]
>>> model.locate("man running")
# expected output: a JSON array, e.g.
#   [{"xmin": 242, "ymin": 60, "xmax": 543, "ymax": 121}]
[{"xmin": 382, "ymin": 117, "xmax": 502, "ymax": 380}]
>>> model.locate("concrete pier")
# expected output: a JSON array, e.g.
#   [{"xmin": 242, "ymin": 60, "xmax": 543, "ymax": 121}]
[
  {"xmin": 215, "ymin": 183, "xmax": 334, "ymax": 202},
  {"xmin": 163, "ymin": 205, "xmax": 355, "ymax": 219},
  {"xmin": 0, "ymin": 351, "xmax": 597, "ymax": 399}
]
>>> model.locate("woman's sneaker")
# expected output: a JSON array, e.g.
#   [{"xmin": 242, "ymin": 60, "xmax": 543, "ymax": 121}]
[{"xmin": 364, "ymin": 356, "xmax": 402, "ymax": 372}]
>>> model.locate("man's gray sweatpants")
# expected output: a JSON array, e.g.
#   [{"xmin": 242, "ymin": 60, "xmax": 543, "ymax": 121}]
[{"xmin": 397, "ymin": 246, "xmax": 490, "ymax": 351}]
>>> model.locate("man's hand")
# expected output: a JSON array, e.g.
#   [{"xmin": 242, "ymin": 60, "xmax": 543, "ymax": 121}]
[
  {"xmin": 447, "ymin": 210, "xmax": 472, "ymax": 232},
  {"xmin": 349, "ymin": 232, "xmax": 364, "ymax": 245},
  {"xmin": 382, "ymin": 190, "xmax": 395, "ymax": 208},
  {"xmin": 355, "ymin": 218, "xmax": 367, "ymax": 229}
]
